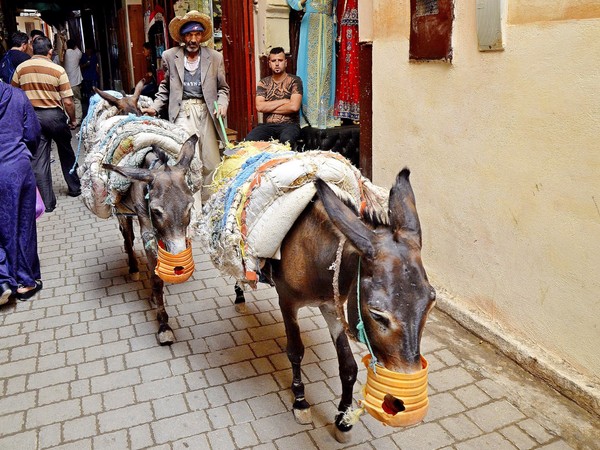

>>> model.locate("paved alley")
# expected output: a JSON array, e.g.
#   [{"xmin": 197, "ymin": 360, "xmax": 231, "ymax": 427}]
[{"xmin": 0, "ymin": 143, "xmax": 598, "ymax": 450}]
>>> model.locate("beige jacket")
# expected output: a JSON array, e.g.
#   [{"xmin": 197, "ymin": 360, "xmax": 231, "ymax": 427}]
[{"xmin": 152, "ymin": 45, "xmax": 230, "ymax": 141}]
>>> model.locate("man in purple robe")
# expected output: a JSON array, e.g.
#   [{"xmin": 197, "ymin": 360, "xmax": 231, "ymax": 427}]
[{"xmin": 0, "ymin": 81, "xmax": 43, "ymax": 304}]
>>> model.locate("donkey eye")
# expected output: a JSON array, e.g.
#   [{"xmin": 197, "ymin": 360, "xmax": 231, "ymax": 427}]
[
  {"xmin": 151, "ymin": 207, "xmax": 164, "ymax": 219},
  {"xmin": 369, "ymin": 309, "xmax": 390, "ymax": 327}
]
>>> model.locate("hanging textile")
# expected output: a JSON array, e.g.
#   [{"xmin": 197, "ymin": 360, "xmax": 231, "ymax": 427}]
[
  {"xmin": 288, "ymin": 0, "xmax": 341, "ymax": 129},
  {"xmin": 335, "ymin": 0, "xmax": 360, "ymax": 121}
]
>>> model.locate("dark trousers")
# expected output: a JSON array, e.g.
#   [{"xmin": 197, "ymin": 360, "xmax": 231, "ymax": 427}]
[
  {"xmin": 244, "ymin": 123, "xmax": 301, "ymax": 146},
  {"xmin": 33, "ymin": 108, "xmax": 81, "ymax": 210}
]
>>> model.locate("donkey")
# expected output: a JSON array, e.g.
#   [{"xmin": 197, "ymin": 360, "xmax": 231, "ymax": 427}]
[
  {"xmin": 243, "ymin": 169, "xmax": 436, "ymax": 441},
  {"xmin": 86, "ymin": 82, "xmax": 198, "ymax": 345},
  {"xmin": 102, "ymin": 135, "xmax": 197, "ymax": 345}
]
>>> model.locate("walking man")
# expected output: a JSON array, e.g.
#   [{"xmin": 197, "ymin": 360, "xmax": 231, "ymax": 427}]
[
  {"xmin": 142, "ymin": 10, "xmax": 229, "ymax": 201},
  {"xmin": 12, "ymin": 36, "xmax": 81, "ymax": 213},
  {"xmin": 63, "ymin": 39, "xmax": 83, "ymax": 125},
  {"xmin": 0, "ymin": 31, "xmax": 31, "ymax": 83}
]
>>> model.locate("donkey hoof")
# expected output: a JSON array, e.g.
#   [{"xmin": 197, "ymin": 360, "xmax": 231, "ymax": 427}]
[
  {"xmin": 235, "ymin": 302, "xmax": 247, "ymax": 314},
  {"xmin": 293, "ymin": 407, "xmax": 312, "ymax": 425},
  {"xmin": 157, "ymin": 328, "xmax": 174, "ymax": 346},
  {"xmin": 334, "ymin": 426, "xmax": 353, "ymax": 444},
  {"xmin": 130, "ymin": 271, "xmax": 140, "ymax": 281}
]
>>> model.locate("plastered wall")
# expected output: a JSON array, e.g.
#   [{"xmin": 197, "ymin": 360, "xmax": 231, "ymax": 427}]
[{"xmin": 370, "ymin": 0, "xmax": 600, "ymax": 385}]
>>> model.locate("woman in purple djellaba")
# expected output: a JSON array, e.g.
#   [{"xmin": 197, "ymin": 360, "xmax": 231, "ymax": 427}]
[{"xmin": 0, "ymin": 80, "xmax": 43, "ymax": 305}]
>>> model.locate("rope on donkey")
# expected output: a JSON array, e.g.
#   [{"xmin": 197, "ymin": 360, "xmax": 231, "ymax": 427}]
[{"xmin": 329, "ymin": 236, "xmax": 350, "ymax": 337}]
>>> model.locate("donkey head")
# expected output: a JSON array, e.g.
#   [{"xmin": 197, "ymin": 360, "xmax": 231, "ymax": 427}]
[
  {"xmin": 102, "ymin": 134, "xmax": 198, "ymax": 254},
  {"xmin": 316, "ymin": 169, "xmax": 436, "ymax": 373},
  {"xmin": 93, "ymin": 79, "xmax": 145, "ymax": 116}
]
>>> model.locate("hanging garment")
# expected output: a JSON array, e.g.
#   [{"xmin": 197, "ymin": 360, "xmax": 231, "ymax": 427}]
[
  {"xmin": 288, "ymin": 0, "xmax": 341, "ymax": 129},
  {"xmin": 335, "ymin": 0, "xmax": 360, "ymax": 121}
]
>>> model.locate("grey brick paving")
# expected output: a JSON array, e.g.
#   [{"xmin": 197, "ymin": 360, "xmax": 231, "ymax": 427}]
[{"xmin": 0, "ymin": 147, "xmax": 598, "ymax": 449}]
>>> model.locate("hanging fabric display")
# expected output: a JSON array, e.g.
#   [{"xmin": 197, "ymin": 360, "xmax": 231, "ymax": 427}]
[
  {"xmin": 335, "ymin": 0, "xmax": 360, "ymax": 121},
  {"xmin": 288, "ymin": 0, "xmax": 341, "ymax": 129}
]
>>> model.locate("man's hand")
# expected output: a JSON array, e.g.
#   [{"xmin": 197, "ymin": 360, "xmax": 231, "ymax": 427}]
[
  {"xmin": 142, "ymin": 107, "xmax": 157, "ymax": 116},
  {"xmin": 214, "ymin": 104, "xmax": 227, "ymax": 118},
  {"xmin": 68, "ymin": 118, "xmax": 77, "ymax": 130}
]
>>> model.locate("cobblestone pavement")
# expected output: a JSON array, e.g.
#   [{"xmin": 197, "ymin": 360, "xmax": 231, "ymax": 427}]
[{"xmin": 1, "ymin": 143, "xmax": 599, "ymax": 449}]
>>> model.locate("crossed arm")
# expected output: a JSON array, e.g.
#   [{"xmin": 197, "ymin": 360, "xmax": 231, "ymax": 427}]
[{"xmin": 256, "ymin": 93, "xmax": 302, "ymax": 115}]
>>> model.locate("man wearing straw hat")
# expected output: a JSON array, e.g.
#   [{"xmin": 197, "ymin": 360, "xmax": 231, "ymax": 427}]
[{"xmin": 143, "ymin": 10, "xmax": 229, "ymax": 201}]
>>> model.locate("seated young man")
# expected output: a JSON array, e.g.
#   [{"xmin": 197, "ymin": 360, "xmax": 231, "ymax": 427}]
[{"xmin": 244, "ymin": 47, "xmax": 303, "ymax": 146}]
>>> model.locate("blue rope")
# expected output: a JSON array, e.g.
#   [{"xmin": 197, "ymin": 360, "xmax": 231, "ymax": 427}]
[
  {"xmin": 355, "ymin": 257, "xmax": 380, "ymax": 373},
  {"xmin": 220, "ymin": 151, "xmax": 296, "ymax": 228},
  {"xmin": 70, "ymin": 94, "xmax": 100, "ymax": 174},
  {"xmin": 69, "ymin": 92, "xmax": 155, "ymax": 174}
]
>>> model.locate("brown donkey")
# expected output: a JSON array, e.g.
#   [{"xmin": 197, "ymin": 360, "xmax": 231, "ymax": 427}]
[
  {"xmin": 102, "ymin": 135, "xmax": 197, "ymax": 345},
  {"xmin": 85, "ymin": 82, "xmax": 198, "ymax": 345},
  {"xmin": 247, "ymin": 169, "xmax": 436, "ymax": 441}
]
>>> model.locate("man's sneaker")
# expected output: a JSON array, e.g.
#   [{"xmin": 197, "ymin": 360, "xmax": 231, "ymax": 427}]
[{"xmin": 67, "ymin": 190, "xmax": 81, "ymax": 197}]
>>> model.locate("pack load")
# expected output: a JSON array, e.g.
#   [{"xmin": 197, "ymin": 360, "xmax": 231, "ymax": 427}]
[
  {"xmin": 78, "ymin": 92, "xmax": 202, "ymax": 219},
  {"xmin": 198, "ymin": 141, "xmax": 389, "ymax": 286}
]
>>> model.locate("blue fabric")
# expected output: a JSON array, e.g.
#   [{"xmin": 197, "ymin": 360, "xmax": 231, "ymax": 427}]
[
  {"xmin": 287, "ymin": 0, "xmax": 340, "ymax": 129},
  {"xmin": 221, "ymin": 151, "xmax": 296, "ymax": 228},
  {"xmin": 181, "ymin": 22, "xmax": 204, "ymax": 35},
  {"xmin": 0, "ymin": 82, "xmax": 40, "ymax": 163},
  {"xmin": 81, "ymin": 52, "xmax": 99, "ymax": 82},
  {"xmin": 0, "ymin": 82, "xmax": 42, "ymax": 290}
]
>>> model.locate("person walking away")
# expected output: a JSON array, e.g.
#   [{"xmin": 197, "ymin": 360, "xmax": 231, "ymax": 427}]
[
  {"xmin": 0, "ymin": 80, "xmax": 43, "ymax": 304},
  {"xmin": 142, "ymin": 10, "xmax": 230, "ymax": 203},
  {"xmin": 63, "ymin": 39, "xmax": 83, "ymax": 125},
  {"xmin": 12, "ymin": 36, "xmax": 81, "ymax": 213},
  {"xmin": 80, "ymin": 47, "xmax": 99, "ymax": 116},
  {"xmin": 244, "ymin": 47, "xmax": 303, "ymax": 146},
  {"xmin": 0, "ymin": 31, "xmax": 31, "ymax": 83}
]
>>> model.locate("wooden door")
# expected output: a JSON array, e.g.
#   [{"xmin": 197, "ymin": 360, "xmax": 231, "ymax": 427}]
[
  {"xmin": 117, "ymin": 9, "xmax": 131, "ymax": 92},
  {"xmin": 221, "ymin": 0, "xmax": 256, "ymax": 139},
  {"xmin": 128, "ymin": 4, "xmax": 146, "ymax": 89}
]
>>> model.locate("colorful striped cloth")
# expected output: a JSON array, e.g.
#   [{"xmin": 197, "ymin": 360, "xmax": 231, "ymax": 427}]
[{"xmin": 198, "ymin": 141, "xmax": 388, "ymax": 287}]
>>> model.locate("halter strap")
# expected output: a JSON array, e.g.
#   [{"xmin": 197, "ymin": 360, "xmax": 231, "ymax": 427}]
[{"xmin": 355, "ymin": 257, "xmax": 380, "ymax": 373}]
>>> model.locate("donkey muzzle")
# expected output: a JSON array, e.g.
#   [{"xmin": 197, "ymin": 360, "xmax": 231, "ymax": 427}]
[{"xmin": 155, "ymin": 239, "xmax": 195, "ymax": 283}]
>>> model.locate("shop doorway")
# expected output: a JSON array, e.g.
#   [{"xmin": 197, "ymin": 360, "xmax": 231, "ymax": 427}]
[{"xmin": 221, "ymin": 0, "xmax": 256, "ymax": 139}]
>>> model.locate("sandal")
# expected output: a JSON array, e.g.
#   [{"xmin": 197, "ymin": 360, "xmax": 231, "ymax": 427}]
[{"xmin": 16, "ymin": 279, "xmax": 43, "ymax": 301}]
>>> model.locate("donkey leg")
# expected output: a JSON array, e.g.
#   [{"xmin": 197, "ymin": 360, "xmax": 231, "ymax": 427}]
[
  {"xmin": 319, "ymin": 303, "xmax": 358, "ymax": 443},
  {"xmin": 234, "ymin": 283, "xmax": 246, "ymax": 314},
  {"xmin": 118, "ymin": 216, "xmax": 140, "ymax": 281},
  {"xmin": 143, "ymin": 242, "xmax": 174, "ymax": 346},
  {"xmin": 152, "ymin": 275, "xmax": 174, "ymax": 346},
  {"xmin": 280, "ymin": 300, "xmax": 312, "ymax": 424}
]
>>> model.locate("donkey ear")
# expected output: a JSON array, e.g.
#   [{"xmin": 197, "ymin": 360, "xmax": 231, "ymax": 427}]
[
  {"xmin": 176, "ymin": 134, "xmax": 198, "ymax": 169},
  {"xmin": 131, "ymin": 79, "xmax": 145, "ymax": 102},
  {"xmin": 102, "ymin": 163, "xmax": 155, "ymax": 184},
  {"xmin": 388, "ymin": 168, "xmax": 422, "ymax": 246},
  {"xmin": 93, "ymin": 87, "xmax": 121, "ymax": 107},
  {"xmin": 316, "ymin": 178, "xmax": 375, "ymax": 258}
]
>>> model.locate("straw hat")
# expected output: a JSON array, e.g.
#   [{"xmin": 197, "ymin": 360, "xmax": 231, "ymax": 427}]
[{"xmin": 168, "ymin": 10, "xmax": 213, "ymax": 44}]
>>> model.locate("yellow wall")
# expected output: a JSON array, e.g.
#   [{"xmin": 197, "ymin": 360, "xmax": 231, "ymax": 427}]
[{"xmin": 370, "ymin": 0, "xmax": 600, "ymax": 387}]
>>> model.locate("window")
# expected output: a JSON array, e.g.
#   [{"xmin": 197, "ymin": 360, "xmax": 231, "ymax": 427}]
[{"xmin": 410, "ymin": 0, "xmax": 454, "ymax": 62}]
